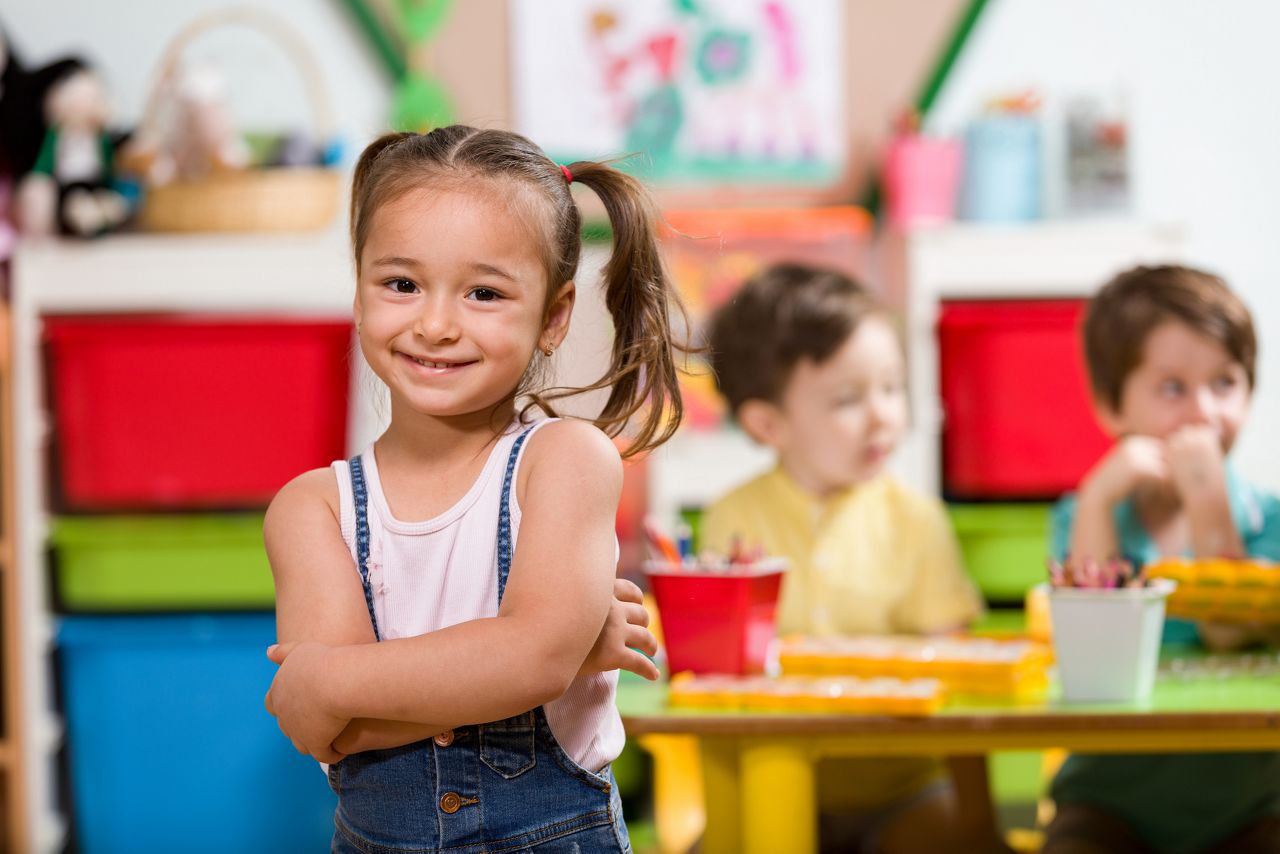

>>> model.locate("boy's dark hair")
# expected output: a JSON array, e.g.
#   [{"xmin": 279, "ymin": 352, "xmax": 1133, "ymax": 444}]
[
  {"xmin": 708, "ymin": 263, "xmax": 878, "ymax": 413},
  {"xmin": 1084, "ymin": 264, "xmax": 1257, "ymax": 411}
]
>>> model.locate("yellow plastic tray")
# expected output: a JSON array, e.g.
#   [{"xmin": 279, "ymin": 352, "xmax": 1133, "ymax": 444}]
[{"xmin": 667, "ymin": 673, "xmax": 945, "ymax": 717}]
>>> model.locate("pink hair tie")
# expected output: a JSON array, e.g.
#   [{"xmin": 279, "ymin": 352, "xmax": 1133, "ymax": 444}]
[{"xmin": 560, "ymin": 164, "xmax": 573, "ymax": 184}]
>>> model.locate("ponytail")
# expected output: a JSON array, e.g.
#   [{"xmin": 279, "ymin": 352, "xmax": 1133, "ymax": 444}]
[{"xmin": 528, "ymin": 160, "xmax": 690, "ymax": 458}]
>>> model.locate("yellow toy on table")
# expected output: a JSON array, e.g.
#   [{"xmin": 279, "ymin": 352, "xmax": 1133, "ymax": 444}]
[
  {"xmin": 778, "ymin": 634, "xmax": 1052, "ymax": 700},
  {"xmin": 1145, "ymin": 558, "xmax": 1280, "ymax": 623},
  {"xmin": 668, "ymin": 672, "xmax": 945, "ymax": 716}
]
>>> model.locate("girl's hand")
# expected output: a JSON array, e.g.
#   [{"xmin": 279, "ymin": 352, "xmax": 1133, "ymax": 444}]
[
  {"xmin": 579, "ymin": 578, "xmax": 660, "ymax": 681},
  {"xmin": 265, "ymin": 641, "xmax": 350, "ymax": 764},
  {"xmin": 1081, "ymin": 435, "xmax": 1170, "ymax": 507},
  {"xmin": 1166, "ymin": 424, "xmax": 1226, "ymax": 499}
]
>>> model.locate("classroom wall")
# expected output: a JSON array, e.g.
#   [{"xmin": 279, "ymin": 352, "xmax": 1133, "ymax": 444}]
[{"xmin": 928, "ymin": 0, "xmax": 1280, "ymax": 490}]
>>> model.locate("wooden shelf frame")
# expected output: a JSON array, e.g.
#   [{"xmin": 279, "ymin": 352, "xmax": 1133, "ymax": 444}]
[{"xmin": 1, "ymin": 298, "xmax": 27, "ymax": 854}]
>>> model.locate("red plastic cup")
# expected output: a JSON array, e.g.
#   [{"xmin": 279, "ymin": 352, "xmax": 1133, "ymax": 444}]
[{"xmin": 645, "ymin": 561, "xmax": 787, "ymax": 675}]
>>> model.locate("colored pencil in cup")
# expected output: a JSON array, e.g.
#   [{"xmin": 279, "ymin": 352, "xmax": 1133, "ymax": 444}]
[{"xmin": 643, "ymin": 516, "xmax": 682, "ymax": 566}]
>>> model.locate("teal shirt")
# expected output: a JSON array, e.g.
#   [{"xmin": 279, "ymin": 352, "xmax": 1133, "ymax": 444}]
[{"xmin": 1049, "ymin": 468, "xmax": 1280, "ymax": 852}]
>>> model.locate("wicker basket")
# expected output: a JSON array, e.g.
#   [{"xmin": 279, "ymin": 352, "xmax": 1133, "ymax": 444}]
[{"xmin": 133, "ymin": 8, "xmax": 342, "ymax": 233}]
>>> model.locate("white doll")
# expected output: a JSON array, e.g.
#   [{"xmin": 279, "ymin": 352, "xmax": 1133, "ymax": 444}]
[{"xmin": 17, "ymin": 67, "xmax": 127, "ymax": 238}]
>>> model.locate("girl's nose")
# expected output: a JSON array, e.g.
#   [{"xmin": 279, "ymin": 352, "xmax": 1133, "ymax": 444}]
[{"xmin": 414, "ymin": 296, "xmax": 460, "ymax": 343}]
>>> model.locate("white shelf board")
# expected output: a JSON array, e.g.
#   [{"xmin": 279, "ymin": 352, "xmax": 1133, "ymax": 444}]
[{"xmin": 13, "ymin": 229, "xmax": 355, "ymax": 314}]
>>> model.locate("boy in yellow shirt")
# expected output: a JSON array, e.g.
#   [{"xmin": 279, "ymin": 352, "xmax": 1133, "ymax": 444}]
[{"xmin": 702, "ymin": 263, "xmax": 999, "ymax": 853}]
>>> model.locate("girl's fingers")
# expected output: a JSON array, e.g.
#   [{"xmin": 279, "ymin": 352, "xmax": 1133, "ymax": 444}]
[
  {"xmin": 613, "ymin": 577, "xmax": 644, "ymax": 604},
  {"xmin": 621, "ymin": 649, "xmax": 661, "ymax": 681},
  {"xmin": 623, "ymin": 602, "xmax": 650, "ymax": 628},
  {"xmin": 266, "ymin": 642, "xmax": 296, "ymax": 664},
  {"xmin": 626, "ymin": 625, "xmax": 659, "ymax": 657},
  {"xmin": 315, "ymin": 745, "xmax": 346, "ymax": 765}
]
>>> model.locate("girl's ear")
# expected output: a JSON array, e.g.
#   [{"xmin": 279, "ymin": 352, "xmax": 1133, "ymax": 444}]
[
  {"xmin": 352, "ymin": 293, "xmax": 363, "ymax": 330},
  {"xmin": 541, "ymin": 280, "xmax": 576, "ymax": 349},
  {"xmin": 737, "ymin": 399, "xmax": 785, "ymax": 449}
]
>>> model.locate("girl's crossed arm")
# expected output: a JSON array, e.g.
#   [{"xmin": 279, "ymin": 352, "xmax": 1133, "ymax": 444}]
[
  {"xmin": 264, "ymin": 468, "xmax": 456, "ymax": 762},
  {"xmin": 266, "ymin": 421, "xmax": 624, "ymax": 761}
]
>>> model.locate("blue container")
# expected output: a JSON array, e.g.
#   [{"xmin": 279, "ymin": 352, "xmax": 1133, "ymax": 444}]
[
  {"xmin": 959, "ymin": 115, "xmax": 1042, "ymax": 222},
  {"xmin": 58, "ymin": 614, "xmax": 335, "ymax": 853}
]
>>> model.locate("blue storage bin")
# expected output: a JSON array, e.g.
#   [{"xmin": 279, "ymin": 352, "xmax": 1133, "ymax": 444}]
[
  {"xmin": 58, "ymin": 614, "xmax": 335, "ymax": 853},
  {"xmin": 959, "ymin": 114, "xmax": 1042, "ymax": 222}
]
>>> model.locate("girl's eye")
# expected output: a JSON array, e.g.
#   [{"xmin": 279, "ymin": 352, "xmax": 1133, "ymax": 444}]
[
  {"xmin": 1159, "ymin": 379, "xmax": 1185, "ymax": 397},
  {"xmin": 469, "ymin": 287, "xmax": 503, "ymax": 302},
  {"xmin": 385, "ymin": 278, "xmax": 418, "ymax": 294},
  {"xmin": 835, "ymin": 394, "xmax": 863, "ymax": 408}
]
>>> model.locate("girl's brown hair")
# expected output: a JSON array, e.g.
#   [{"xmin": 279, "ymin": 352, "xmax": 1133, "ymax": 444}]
[{"xmin": 349, "ymin": 126, "xmax": 687, "ymax": 457}]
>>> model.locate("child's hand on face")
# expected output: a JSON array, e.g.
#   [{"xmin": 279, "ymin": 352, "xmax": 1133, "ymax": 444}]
[
  {"xmin": 265, "ymin": 641, "xmax": 350, "ymax": 764},
  {"xmin": 1085, "ymin": 435, "xmax": 1170, "ymax": 507},
  {"xmin": 1166, "ymin": 424, "xmax": 1227, "ymax": 499},
  {"xmin": 578, "ymin": 578, "xmax": 660, "ymax": 681}
]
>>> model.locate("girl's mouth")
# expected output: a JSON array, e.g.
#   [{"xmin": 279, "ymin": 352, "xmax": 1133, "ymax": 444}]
[{"xmin": 400, "ymin": 353, "xmax": 477, "ymax": 371}]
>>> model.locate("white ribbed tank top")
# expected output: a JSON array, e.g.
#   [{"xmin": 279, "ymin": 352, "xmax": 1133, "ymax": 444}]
[{"xmin": 330, "ymin": 418, "xmax": 624, "ymax": 773}]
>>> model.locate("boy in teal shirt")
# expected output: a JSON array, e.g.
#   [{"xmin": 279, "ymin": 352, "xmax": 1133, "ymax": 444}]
[{"xmin": 1046, "ymin": 265, "xmax": 1280, "ymax": 853}]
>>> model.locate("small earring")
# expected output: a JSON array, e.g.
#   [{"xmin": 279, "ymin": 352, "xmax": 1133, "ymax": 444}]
[{"xmin": 542, "ymin": 344, "xmax": 555, "ymax": 357}]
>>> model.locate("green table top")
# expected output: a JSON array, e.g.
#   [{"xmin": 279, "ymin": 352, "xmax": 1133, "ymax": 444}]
[{"xmin": 617, "ymin": 650, "xmax": 1280, "ymax": 750}]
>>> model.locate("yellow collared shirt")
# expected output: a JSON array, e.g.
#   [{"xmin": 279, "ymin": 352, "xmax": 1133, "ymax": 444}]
[
  {"xmin": 700, "ymin": 467, "xmax": 985, "ymax": 809},
  {"xmin": 702, "ymin": 467, "xmax": 983, "ymax": 637}
]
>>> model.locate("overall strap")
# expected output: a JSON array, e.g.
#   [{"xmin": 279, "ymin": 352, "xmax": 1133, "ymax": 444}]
[
  {"xmin": 347, "ymin": 456, "xmax": 381, "ymax": 641},
  {"xmin": 496, "ymin": 427, "xmax": 537, "ymax": 605}
]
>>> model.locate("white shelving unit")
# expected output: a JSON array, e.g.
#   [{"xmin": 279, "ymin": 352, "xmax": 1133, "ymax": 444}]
[{"xmin": 10, "ymin": 230, "xmax": 374, "ymax": 852}]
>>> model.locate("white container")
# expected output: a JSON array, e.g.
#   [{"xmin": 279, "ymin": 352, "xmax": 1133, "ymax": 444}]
[{"xmin": 1045, "ymin": 579, "xmax": 1176, "ymax": 703}]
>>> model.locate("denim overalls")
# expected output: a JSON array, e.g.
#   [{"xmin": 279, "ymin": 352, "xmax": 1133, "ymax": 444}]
[{"xmin": 329, "ymin": 429, "xmax": 632, "ymax": 853}]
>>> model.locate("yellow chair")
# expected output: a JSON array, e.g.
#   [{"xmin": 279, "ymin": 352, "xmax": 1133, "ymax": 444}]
[
  {"xmin": 640, "ymin": 594, "xmax": 706, "ymax": 854},
  {"xmin": 1002, "ymin": 748, "xmax": 1068, "ymax": 853},
  {"xmin": 638, "ymin": 734, "xmax": 706, "ymax": 854}
]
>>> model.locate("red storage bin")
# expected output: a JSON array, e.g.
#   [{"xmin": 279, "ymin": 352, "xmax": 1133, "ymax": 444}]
[
  {"xmin": 45, "ymin": 315, "xmax": 352, "ymax": 511},
  {"xmin": 939, "ymin": 300, "xmax": 1112, "ymax": 499},
  {"xmin": 646, "ymin": 563, "xmax": 785, "ymax": 675}
]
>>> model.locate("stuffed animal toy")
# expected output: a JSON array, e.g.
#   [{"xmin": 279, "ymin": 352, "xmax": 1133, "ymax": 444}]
[
  {"xmin": 118, "ymin": 62, "xmax": 248, "ymax": 187},
  {"xmin": 17, "ymin": 65, "xmax": 129, "ymax": 238}
]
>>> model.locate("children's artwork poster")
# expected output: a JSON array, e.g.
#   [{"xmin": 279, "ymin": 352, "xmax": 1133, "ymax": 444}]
[
  {"xmin": 510, "ymin": 0, "xmax": 846, "ymax": 186},
  {"xmin": 662, "ymin": 207, "xmax": 872, "ymax": 430}
]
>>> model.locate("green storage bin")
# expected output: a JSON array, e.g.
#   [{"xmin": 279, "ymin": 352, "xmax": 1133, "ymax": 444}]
[
  {"xmin": 948, "ymin": 503, "xmax": 1051, "ymax": 603},
  {"xmin": 51, "ymin": 515, "xmax": 273, "ymax": 611}
]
